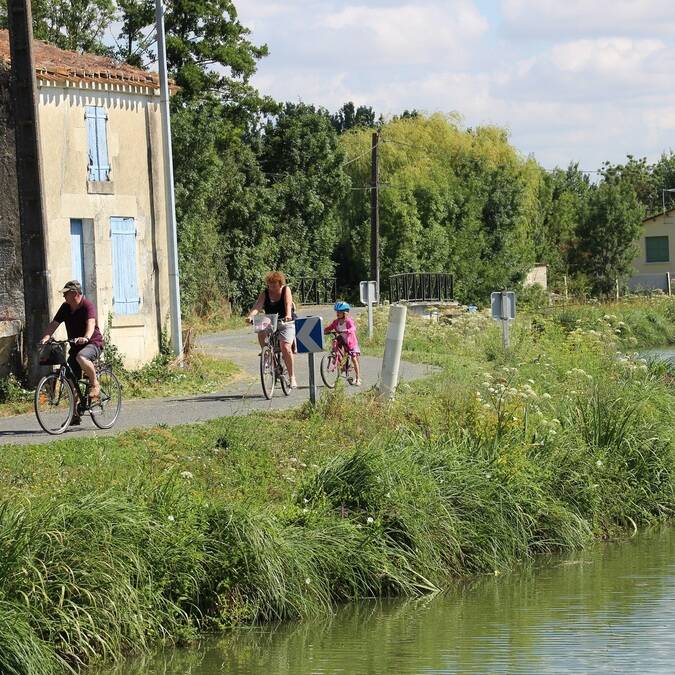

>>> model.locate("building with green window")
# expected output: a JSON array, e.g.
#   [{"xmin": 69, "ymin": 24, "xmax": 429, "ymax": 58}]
[
  {"xmin": 0, "ymin": 30, "xmax": 175, "ymax": 372},
  {"xmin": 629, "ymin": 208, "xmax": 674, "ymax": 294}
]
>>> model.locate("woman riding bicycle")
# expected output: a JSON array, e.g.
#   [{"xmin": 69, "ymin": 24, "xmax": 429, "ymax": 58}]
[
  {"xmin": 324, "ymin": 301, "xmax": 362, "ymax": 386},
  {"xmin": 246, "ymin": 271, "xmax": 298, "ymax": 389}
]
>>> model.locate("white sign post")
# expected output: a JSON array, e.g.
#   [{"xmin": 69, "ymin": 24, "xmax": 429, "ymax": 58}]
[
  {"xmin": 491, "ymin": 290, "xmax": 516, "ymax": 350},
  {"xmin": 294, "ymin": 316, "xmax": 324, "ymax": 405},
  {"xmin": 378, "ymin": 304, "xmax": 407, "ymax": 400},
  {"xmin": 360, "ymin": 280, "xmax": 379, "ymax": 339}
]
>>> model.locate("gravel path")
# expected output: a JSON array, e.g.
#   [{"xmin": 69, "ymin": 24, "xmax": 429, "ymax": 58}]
[{"xmin": 0, "ymin": 306, "xmax": 435, "ymax": 446}]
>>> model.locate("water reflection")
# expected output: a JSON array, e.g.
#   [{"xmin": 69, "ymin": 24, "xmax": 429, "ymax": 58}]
[
  {"xmin": 103, "ymin": 527, "xmax": 675, "ymax": 674},
  {"xmin": 641, "ymin": 347, "xmax": 675, "ymax": 363}
]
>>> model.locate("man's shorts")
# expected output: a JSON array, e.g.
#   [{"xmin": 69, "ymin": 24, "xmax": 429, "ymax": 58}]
[{"xmin": 72, "ymin": 343, "xmax": 102, "ymax": 362}]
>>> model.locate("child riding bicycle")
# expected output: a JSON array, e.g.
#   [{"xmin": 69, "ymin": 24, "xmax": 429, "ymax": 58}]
[{"xmin": 324, "ymin": 301, "xmax": 362, "ymax": 386}]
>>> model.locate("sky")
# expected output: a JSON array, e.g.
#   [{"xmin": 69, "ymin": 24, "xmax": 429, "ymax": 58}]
[{"xmin": 236, "ymin": 0, "xmax": 675, "ymax": 173}]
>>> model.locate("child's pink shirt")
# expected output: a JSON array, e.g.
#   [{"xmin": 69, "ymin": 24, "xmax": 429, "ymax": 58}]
[{"xmin": 325, "ymin": 317, "xmax": 360, "ymax": 353}]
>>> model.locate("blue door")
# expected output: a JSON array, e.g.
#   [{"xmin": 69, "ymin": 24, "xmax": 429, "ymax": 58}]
[{"xmin": 70, "ymin": 219, "xmax": 85, "ymax": 293}]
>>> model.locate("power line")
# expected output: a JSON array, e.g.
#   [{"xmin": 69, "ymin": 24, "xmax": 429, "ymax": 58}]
[{"xmin": 342, "ymin": 144, "xmax": 376, "ymax": 167}]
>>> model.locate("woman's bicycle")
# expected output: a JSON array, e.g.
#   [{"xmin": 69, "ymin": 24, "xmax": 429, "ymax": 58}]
[
  {"xmin": 254, "ymin": 314, "xmax": 291, "ymax": 400},
  {"xmin": 320, "ymin": 331, "xmax": 356, "ymax": 388},
  {"xmin": 34, "ymin": 339, "xmax": 122, "ymax": 435}
]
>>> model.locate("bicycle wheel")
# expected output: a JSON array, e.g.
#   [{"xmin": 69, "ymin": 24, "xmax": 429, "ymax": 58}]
[
  {"xmin": 320, "ymin": 353, "xmax": 340, "ymax": 388},
  {"xmin": 90, "ymin": 368, "xmax": 122, "ymax": 429},
  {"xmin": 278, "ymin": 353, "xmax": 291, "ymax": 396},
  {"xmin": 344, "ymin": 356, "xmax": 356, "ymax": 384},
  {"xmin": 34, "ymin": 374, "xmax": 75, "ymax": 434},
  {"xmin": 260, "ymin": 346, "xmax": 275, "ymax": 399}
]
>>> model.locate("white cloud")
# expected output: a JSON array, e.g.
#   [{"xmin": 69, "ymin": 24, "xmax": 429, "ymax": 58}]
[
  {"xmin": 321, "ymin": 2, "xmax": 488, "ymax": 65},
  {"xmin": 549, "ymin": 38, "xmax": 664, "ymax": 74},
  {"xmin": 238, "ymin": 0, "xmax": 675, "ymax": 169},
  {"xmin": 501, "ymin": 0, "xmax": 675, "ymax": 37}
]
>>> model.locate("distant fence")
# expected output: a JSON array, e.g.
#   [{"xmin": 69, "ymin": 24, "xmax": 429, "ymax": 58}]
[
  {"xmin": 388, "ymin": 273, "xmax": 454, "ymax": 303},
  {"xmin": 292, "ymin": 277, "xmax": 337, "ymax": 305}
]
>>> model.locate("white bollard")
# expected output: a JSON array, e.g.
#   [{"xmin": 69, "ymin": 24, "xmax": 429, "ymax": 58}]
[{"xmin": 378, "ymin": 304, "xmax": 407, "ymax": 400}]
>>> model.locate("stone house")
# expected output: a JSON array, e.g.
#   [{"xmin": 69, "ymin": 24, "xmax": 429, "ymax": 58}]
[
  {"xmin": 0, "ymin": 30, "xmax": 174, "ymax": 374},
  {"xmin": 629, "ymin": 208, "xmax": 675, "ymax": 294}
]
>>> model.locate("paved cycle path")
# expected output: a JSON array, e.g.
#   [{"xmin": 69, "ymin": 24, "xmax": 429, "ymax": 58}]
[{"xmin": 0, "ymin": 306, "xmax": 436, "ymax": 446}]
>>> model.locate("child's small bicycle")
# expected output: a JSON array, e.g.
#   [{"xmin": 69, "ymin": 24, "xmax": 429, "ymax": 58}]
[{"xmin": 320, "ymin": 331, "xmax": 356, "ymax": 388}]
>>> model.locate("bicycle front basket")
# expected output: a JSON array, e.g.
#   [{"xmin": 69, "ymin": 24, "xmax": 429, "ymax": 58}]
[
  {"xmin": 39, "ymin": 343, "xmax": 66, "ymax": 366},
  {"xmin": 254, "ymin": 313, "xmax": 278, "ymax": 333}
]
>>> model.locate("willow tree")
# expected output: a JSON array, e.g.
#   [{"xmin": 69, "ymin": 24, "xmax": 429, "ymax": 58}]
[{"xmin": 338, "ymin": 113, "xmax": 540, "ymax": 303}]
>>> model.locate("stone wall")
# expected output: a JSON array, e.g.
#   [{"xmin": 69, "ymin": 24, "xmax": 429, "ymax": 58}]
[{"xmin": 0, "ymin": 67, "xmax": 24, "ymax": 376}]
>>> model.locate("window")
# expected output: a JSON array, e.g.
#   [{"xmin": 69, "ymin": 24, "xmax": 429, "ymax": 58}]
[
  {"xmin": 645, "ymin": 236, "xmax": 670, "ymax": 263},
  {"xmin": 111, "ymin": 217, "xmax": 140, "ymax": 314},
  {"xmin": 70, "ymin": 219, "xmax": 86, "ymax": 293},
  {"xmin": 85, "ymin": 106, "xmax": 110, "ymax": 181}
]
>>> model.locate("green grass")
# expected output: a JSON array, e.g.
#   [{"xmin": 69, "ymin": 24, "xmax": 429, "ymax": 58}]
[{"xmin": 0, "ymin": 298, "xmax": 674, "ymax": 672}]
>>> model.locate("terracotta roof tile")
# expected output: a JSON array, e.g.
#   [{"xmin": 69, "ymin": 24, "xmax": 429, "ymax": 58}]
[{"xmin": 0, "ymin": 29, "xmax": 164, "ymax": 90}]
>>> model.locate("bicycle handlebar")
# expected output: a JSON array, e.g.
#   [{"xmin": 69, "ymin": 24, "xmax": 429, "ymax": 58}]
[{"xmin": 36, "ymin": 338, "xmax": 79, "ymax": 348}]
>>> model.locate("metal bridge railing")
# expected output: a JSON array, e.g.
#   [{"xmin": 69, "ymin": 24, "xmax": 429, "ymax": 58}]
[
  {"xmin": 388, "ymin": 273, "xmax": 454, "ymax": 303},
  {"xmin": 292, "ymin": 277, "xmax": 337, "ymax": 305}
]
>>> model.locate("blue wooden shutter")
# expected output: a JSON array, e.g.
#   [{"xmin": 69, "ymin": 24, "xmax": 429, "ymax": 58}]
[
  {"xmin": 111, "ymin": 217, "xmax": 140, "ymax": 314},
  {"xmin": 85, "ymin": 106, "xmax": 110, "ymax": 181},
  {"xmin": 70, "ymin": 219, "xmax": 86, "ymax": 293}
]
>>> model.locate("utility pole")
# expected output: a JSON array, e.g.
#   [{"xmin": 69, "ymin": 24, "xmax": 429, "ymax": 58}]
[
  {"xmin": 155, "ymin": 0, "xmax": 183, "ymax": 358},
  {"xmin": 370, "ymin": 130, "xmax": 380, "ymax": 296},
  {"xmin": 7, "ymin": 0, "xmax": 52, "ymax": 384}
]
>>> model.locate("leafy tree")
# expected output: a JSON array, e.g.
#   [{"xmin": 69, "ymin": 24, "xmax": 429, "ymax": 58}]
[
  {"xmin": 534, "ymin": 163, "xmax": 591, "ymax": 288},
  {"xmin": 599, "ymin": 152, "xmax": 675, "ymax": 216},
  {"xmin": 573, "ymin": 181, "xmax": 644, "ymax": 295},
  {"xmin": 113, "ymin": 0, "xmax": 154, "ymax": 66},
  {"xmin": 0, "ymin": 0, "xmax": 115, "ymax": 53},
  {"xmin": 338, "ymin": 114, "xmax": 540, "ymax": 303},
  {"xmin": 163, "ymin": 0, "xmax": 269, "ymax": 108},
  {"xmin": 600, "ymin": 156, "xmax": 658, "ymax": 214},
  {"xmin": 259, "ymin": 103, "xmax": 351, "ymax": 286},
  {"xmin": 330, "ymin": 102, "xmax": 376, "ymax": 134}
]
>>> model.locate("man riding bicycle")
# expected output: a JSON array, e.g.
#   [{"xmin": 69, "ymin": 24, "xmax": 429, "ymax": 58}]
[{"xmin": 39, "ymin": 280, "xmax": 104, "ymax": 424}]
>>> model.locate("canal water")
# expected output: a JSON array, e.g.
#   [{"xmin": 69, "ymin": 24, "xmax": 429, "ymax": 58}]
[
  {"xmin": 642, "ymin": 346, "xmax": 675, "ymax": 363},
  {"xmin": 103, "ymin": 526, "xmax": 675, "ymax": 674}
]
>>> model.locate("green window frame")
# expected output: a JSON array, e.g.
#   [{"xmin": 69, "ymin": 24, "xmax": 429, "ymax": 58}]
[{"xmin": 645, "ymin": 236, "xmax": 670, "ymax": 263}]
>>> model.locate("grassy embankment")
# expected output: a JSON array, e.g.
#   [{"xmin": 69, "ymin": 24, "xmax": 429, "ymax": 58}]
[{"xmin": 0, "ymin": 297, "xmax": 674, "ymax": 673}]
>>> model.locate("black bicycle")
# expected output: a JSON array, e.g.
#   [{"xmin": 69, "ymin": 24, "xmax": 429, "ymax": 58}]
[
  {"xmin": 254, "ymin": 315, "xmax": 291, "ymax": 400},
  {"xmin": 35, "ymin": 339, "xmax": 122, "ymax": 434}
]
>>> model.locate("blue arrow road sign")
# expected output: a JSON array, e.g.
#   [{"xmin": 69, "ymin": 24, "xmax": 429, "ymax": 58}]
[{"xmin": 295, "ymin": 316, "xmax": 324, "ymax": 353}]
